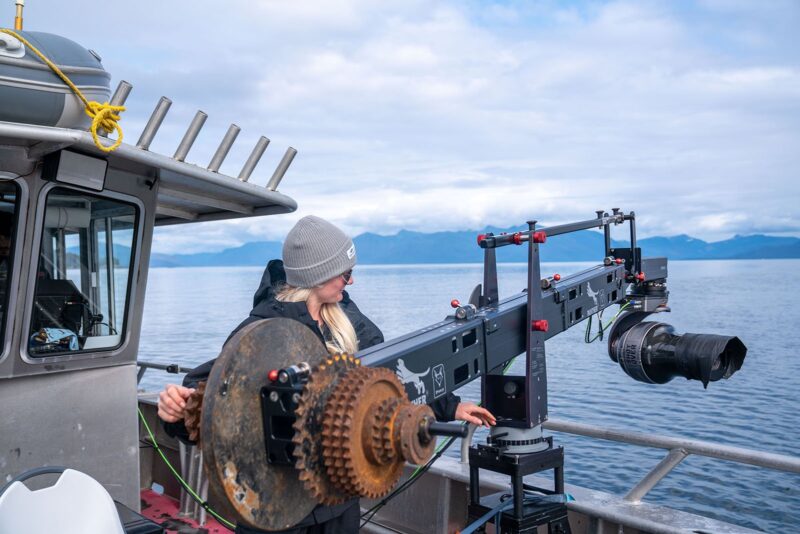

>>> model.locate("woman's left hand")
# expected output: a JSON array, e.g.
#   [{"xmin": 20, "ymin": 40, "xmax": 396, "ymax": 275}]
[{"xmin": 454, "ymin": 402, "xmax": 496, "ymax": 427}]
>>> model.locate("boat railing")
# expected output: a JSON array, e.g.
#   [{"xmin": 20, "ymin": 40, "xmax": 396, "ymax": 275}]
[
  {"xmin": 136, "ymin": 361, "xmax": 194, "ymax": 384},
  {"xmin": 461, "ymin": 417, "xmax": 800, "ymax": 504}
]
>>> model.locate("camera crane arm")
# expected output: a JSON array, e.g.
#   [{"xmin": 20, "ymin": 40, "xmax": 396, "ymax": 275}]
[
  {"xmin": 356, "ymin": 249, "xmax": 660, "ymax": 406},
  {"xmin": 357, "ymin": 211, "xmax": 646, "ymax": 402},
  {"xmin": 357, "ymin": 210, "xmax": 744, "ymax": 425}
]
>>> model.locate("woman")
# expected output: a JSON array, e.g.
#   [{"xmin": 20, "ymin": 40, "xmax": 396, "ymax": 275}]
[{"xmin": 158, "ymin": 215, "xmax": 495, "ymax": 533}]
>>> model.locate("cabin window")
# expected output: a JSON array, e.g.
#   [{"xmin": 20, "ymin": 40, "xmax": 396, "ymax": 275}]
[
  {"xmin": 28, "ymin": 187, "xmax": 137, "ymax": 357},
  {"xmin": 0, "ymin": 181, "xmax": 20, "ymax": 349}
]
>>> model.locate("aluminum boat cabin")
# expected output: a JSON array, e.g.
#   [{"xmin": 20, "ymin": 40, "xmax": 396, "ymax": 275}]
[{"xmin": 0, "ymin": 26, "xmax": 297, "ymax": 532}]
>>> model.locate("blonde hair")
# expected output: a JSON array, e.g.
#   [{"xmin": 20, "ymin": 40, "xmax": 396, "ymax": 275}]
[{"xmin": 276, "ymin": 285, "xmax": 359, "ymax": 355}]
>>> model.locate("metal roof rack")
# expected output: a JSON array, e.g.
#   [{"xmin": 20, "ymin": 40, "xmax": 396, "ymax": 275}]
[{"xmin": 0, "ymin": 79, "xmax": 298, "ymax": 225}]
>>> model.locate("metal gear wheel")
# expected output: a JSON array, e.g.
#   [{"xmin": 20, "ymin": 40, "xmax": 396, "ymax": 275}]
[
  {"xmin": 319, "ymin": 366, "xmax": 437, "ymax": 501},
  {"xmin": 369, "ymin": 397, "xmax": 402, "ymax": 465},
  {"xmin": 183, "ymin": 381, "xmax": 206, "ymax": 444},
  {"xmin": 291, "ymin": 353, "xmax": 361, "ymax": 505}
]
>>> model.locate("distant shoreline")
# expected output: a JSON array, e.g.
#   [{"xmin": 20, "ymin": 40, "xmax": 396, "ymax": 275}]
[
  {"xmin": 148, "ymin": 257, "xmax": 800, "ymax": 268},
  {"xmin": 144, "ymin": 230, "xmax": 800, "ymax": 268}
]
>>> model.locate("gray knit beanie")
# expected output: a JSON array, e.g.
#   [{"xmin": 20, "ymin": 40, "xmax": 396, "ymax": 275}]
[{"xmin": 282, "ymin": 215, "xmax": 357, "ymax": 287}]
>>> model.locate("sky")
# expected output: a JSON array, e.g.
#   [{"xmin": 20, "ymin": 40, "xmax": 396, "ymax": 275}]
[{"xmin": 9, "ymin": 0, "xmax": 800, "ymax": 253}]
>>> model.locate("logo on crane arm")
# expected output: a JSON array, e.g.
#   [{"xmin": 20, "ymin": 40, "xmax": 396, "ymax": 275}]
[
  {"xmin": 432, "ymin": 364, "xmax": 446, "ymax": 398},
  {"xmin": 396, "ymin": 358, "xmax": 430, "ymax": 405},
  {"xmin": 586, "ymin": 282, "xmax": 601, "ymax": 315}
]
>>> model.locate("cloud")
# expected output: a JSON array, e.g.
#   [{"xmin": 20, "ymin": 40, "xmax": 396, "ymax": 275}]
[{"xmin": 18, "ymin": 0, "xmax": 800, "ymax": 253}]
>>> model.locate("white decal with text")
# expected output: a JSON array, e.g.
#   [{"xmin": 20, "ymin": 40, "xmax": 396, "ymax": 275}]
[
  {"xmin": 432, "ymin": 364, "xmax": 446, "ymax": 398},
  {"xmin": 396, "ymin": 358, "xmax": 430, "ymax": 404}
]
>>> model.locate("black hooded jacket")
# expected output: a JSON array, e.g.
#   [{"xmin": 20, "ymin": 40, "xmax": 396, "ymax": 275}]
[{"xmin": 163, "ymin": 260, "xmax": 460, "ymax": 530}]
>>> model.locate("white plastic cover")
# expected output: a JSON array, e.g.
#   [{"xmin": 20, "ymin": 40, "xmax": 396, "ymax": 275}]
[{"xmin": 0, "ymin": 468, "xmax": 125, "ymax": 534}]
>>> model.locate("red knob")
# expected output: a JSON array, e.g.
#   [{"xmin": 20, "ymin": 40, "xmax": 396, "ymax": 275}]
[
  {"xmin": 636, "ymin": 272, "xmax": 646, "ymax": 281},
  {"xmin": 553, "ymin": 274, "xmax": 561, "ymax": 281},
  {"xmin": 532, "ymin": 231, "xmax": 547, "ymax": 244},
  {"xmin": 477, "ymin": 234, "xmax": 486, "ymax": 245},
  {"xmin": 268, "ymin": 369, "xmax": 279, "ymax": 382},
  {"xmin": 615, "ymin": 258, "xmax": 624, "ymax": 265},
  {"xmin": 451, "ymin": 299, "xmax": 460, "ymax": 308},
  {"xmin": 512, "ymin": 232, "xmax": 523, "ymax": 245},
  {"xmin": 531, "ymin": 319, "xmax": 549, "ymax": 332}
]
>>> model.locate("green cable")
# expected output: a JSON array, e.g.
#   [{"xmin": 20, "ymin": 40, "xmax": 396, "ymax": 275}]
[
  {"xmin": 137, "ymin": 408, "xmax": 236, "ymax": 530},
  {"xmin": 585, "ymin": 301, "xmax": 631, "ymax": 344}
]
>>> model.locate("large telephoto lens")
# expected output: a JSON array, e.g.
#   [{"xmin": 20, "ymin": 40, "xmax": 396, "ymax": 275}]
[{"xmin": 609, "ymin": 316, "xmax": 747, "ymax": 388}]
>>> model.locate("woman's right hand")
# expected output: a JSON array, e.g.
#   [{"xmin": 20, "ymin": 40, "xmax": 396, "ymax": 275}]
[{"xmin": 157, "ymin": 384, "xmax": 195, "ymax": 423}]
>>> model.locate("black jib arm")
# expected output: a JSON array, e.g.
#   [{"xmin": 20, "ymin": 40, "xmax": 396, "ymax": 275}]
[{"xmin": 357, "ymin": 210, "xmax": 746, "ymax": 429}]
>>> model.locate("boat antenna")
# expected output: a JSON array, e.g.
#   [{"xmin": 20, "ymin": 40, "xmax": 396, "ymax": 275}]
[{"xmin": 14, "ymin": 0, "xmax": 24, "ymax": 30}]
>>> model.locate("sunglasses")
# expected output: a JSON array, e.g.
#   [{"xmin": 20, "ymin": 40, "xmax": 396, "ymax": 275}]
[{"xmin": 340, "ymin": 270, "xmax": 353, "ymax": 284}]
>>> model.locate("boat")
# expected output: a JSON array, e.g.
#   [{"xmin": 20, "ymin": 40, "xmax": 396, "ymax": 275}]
[{"xmin": 1, "ymin": 8, "xmax": 798, "ymax": 534}]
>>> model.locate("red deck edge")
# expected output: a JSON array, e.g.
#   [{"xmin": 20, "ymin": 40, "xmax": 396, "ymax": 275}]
[{"xmin": 141, "ymin": 488, "xmax": 230, "ymax": 533}]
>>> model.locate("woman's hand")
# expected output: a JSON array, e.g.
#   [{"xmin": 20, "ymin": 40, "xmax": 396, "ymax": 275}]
[
  {"xmin": 157, "ymin": 384, "xmax": 195, "ymax": 423},
  {"xmin": 454, "ymin": 402, "xmax": 496, "ymax": 427}
]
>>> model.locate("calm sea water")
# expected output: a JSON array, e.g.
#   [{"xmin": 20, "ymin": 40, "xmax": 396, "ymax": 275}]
[{"xmin": 138, "ymin": 260, "xmax": 800, "ymax": 532}]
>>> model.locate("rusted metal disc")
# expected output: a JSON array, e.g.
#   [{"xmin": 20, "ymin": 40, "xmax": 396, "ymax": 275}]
[{"xmin": 201, "ymin": 318, "xmax": 329, "ymax": 531}]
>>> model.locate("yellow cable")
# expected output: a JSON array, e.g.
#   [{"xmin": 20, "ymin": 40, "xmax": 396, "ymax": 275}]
[{"xmin": 0, "ymin": 29, "xmax": 125, "ymax": 153}]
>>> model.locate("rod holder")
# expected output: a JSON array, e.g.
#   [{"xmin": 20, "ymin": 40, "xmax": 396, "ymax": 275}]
[
  {"xmin": 136, "ymin": 97, "xmax": 172, "ymax": 150},
  {"xmin": 98, "ymin": 80, "xmax": 132, "ymax": 136},
  {"xmin": 207, "ymin": 123, "xmax": 241, "ymax": 172},
  {"xmin": 173, "ymin": 111, "xmax": 208, "ymax": 162},
  {"xmin": 238, "ymin": 136, "xmax": 270, "ymax": 182},
  {"xmin": 109, "ymin": 80, "xmax": 133, "ymax": 106},
  {"xmin": 266, "ymin": 147, "xmax": 297, "ymax": 191},
  {"xmin": 14, "ymin": 0, "xmax": 24, "ymax": 31}
]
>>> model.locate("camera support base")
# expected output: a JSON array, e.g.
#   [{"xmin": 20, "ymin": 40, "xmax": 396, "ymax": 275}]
[{"xmin": 468, "ymin": 440, "xmax": 571, "ymax": 534}]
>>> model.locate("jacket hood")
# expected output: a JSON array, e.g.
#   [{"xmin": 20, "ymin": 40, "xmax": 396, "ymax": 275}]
[{"xmin": 252, "ymin": 259, "xmax": 287, "ymax": 308}]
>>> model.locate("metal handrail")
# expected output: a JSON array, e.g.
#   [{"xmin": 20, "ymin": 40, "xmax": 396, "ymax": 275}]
[
  {"xmin": 544, "ymin": 418, "xmax": 800, "ymax": 502},
  {"xmin": 136, "ymin": 360, "xmax": 195, "ymax": 384},
  {"xmin": 543, "ymin": 418, "xmax": 800, "ymax": 472},
  {"xmin": 459, "ymin": 417, "xmax": 799, "ymax": 503}
]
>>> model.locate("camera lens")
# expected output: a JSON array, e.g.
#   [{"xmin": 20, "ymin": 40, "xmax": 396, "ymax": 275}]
[{"xmin": 609, "ymin": 319, "xmax": 747, "ymax": 388}]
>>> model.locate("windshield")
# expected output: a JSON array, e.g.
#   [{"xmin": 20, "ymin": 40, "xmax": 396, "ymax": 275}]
[
  {"xmin": 28, "ymin": 187, "xmax": 138, "ymax": 357},
  {"xmin": 0, "ymin": 181, "xmax": 19, "ymax": 350}
]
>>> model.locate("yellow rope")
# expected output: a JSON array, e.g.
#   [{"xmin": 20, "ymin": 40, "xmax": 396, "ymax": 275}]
[{"xmin": 0, "ymin": 29, "xmax": 125, "ymax": 153}]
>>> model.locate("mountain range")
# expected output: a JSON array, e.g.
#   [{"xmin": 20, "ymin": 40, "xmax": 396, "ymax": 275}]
[{"xmin": 148, "ymin": 229, "xmax": 800, "ymax": 267}]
